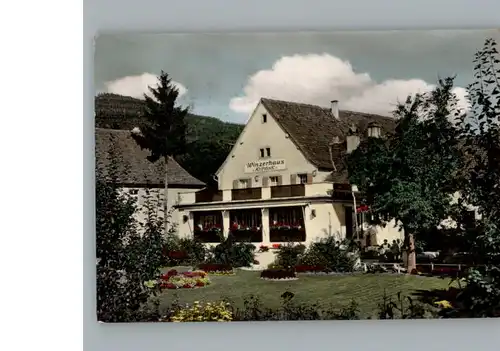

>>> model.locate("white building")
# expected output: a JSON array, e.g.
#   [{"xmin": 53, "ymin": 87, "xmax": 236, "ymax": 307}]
[
  {"xmin": 95, "ymin": 128, "xmax": 206, "ymax": 230},
  {"xmin": 175, "ymin": 98, "xmax": 404, "ymax": 266}
]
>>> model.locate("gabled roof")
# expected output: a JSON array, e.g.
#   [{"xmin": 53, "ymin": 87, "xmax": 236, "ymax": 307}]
[
  {"xmin": 261, "ymin": 98, "xmax": 396, "ymax": 170},
  {"xmin": 95, "ymin": 128, "xmax": 205, "ymax": 187}
]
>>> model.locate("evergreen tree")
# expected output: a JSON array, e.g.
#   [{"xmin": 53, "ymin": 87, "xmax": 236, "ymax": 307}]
[
  {"xmin": 131, "ymin": 71, "xmax": 188, "ymax": 231},
  {"xmin": 346, "ymin": 78, "xmax": 463, "ymax": 272}
]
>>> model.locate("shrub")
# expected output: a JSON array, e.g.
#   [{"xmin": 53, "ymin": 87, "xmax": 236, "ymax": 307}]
[
  {"xmin": 207, "ymin": 234, "xmax": 256, "ymax": 268},
  {"xmin": 167, "ymin": 301, "xmax": 233, "ymax": 322},
  {"xmin": 275, "ymin": 242, "xmax": 306, "ymax": 268},
  {"xmin": 96, "ymin": 147, "xmax": 164, "ymax": 323},
  {"xmin": 299, "ymin": 237, "xmax": 356, "ymax": 272},
  {"xmin": 260, "ymin": 269, "xmax": 297, "ymax": 280},
  {"xmin": 162, "ymin": 233, "xmax": 208, "ymax": 266}
]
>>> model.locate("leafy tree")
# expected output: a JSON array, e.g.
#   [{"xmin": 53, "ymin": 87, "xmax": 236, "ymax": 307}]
[
  {"xmin": 131, "ymin": 71, "xmax": 189, "ymax": 231},
  {"xmin": 346, "ymin": 78, "xmax": 463, "ymax": 271},
  {"xmin": 454, "ymin": 38, "xmax": 500, "ymax": 316},
  {"xmin": 96, "ymin": 138, "xmax": 164, "ymax": 322}
]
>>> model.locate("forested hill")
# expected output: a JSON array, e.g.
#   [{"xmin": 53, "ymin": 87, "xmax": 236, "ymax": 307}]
[{"xmin": 95, "ymin": 93, "xmax": 244, "ymax": 186}]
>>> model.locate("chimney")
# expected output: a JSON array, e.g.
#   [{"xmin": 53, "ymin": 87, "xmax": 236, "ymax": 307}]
[{"xmin": 331, "ymin": 100, "xmax": 339, "ymax": 120}]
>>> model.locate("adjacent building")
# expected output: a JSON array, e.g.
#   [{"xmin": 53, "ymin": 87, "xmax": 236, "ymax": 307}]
[
  {"xmin": 95, "ymin": 128, "xmax": 206, "ymax": 230},
  {"xmin": 175, "ymin": 98, "xmax": 404, "ymax": 264}
]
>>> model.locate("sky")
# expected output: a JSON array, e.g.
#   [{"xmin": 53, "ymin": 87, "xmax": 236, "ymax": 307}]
[{"xmin": 94, "ymin": 29, "xmax": 500, "ymax": 123}]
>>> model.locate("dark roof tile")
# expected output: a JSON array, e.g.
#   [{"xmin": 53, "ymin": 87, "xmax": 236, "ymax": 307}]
[
  {"xmin": 95, "ymin": 128, "xmax": 205, "ymax": 187},
  {"xmin": 260, "ymin": 98, "xmax": 397, "ymax": 171}
]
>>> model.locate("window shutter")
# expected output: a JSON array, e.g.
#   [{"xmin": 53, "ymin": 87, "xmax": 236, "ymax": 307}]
[
  {"xmin": 290, "ymin": 174, "xmax": 297, "ymax": 184},
  {"xmin": 306, "ymin": 173, "xmax": 313, "ymax": 184},
  {"xmin": 232, "ymin": 180, "xmax": 239, "ymax": 189},
  {"xmin": 247, "ymin": 178, "xmax": 252, "ymax": 188},
  {"xmin": 277, "ymin": 175, "xmax": 283, "ymax": 185},
  {"xmin": 262, "ymin": 176, "xmax": 269, "ymax": 187}
]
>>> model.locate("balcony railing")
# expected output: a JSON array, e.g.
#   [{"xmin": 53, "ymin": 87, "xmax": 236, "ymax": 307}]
[
  {"xmin": 195, "ymin": 188, "xmax": 223, "ymax": 203},
  {"xmin": 231, "ymin": 187, "xmax": 262, "ymax": 201},
  {"xmin": 270, "ymin": 184, "xmax": 305, "ymax": 198}
]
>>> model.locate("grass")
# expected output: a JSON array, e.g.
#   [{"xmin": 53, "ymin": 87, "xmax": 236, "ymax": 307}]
[{"xmin": 158, "ymin": 268, "xmax": 455, "ymax": 318}]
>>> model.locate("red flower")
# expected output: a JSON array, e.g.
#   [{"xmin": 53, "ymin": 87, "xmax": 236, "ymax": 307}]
[
  {"xmin": 167, "ymin": 269, "xmax": 178, "ymax": 277},
  {"xmin": 182, "ymin": 283, "xmax": 192, "ymax": 289},
  {"xmin": 165, "ymin": 283, "xmax": 177, "ymax": 289},
  {"xmin": 272, "ymin": 244, "xmax": 281, "ymax": 249}
]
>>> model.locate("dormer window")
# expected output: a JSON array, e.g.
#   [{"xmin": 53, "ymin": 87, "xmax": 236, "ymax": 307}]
[
  {"xmin": 262, "ymin": 114, "xmax": 267, "ymax": 123},
  {"xmin": 266, "ymin": 147, "xmax": 271, "ymax": 157},
  {"xmin": 367, "ymin": 122, "xmax": 382, "ymax": 138}
]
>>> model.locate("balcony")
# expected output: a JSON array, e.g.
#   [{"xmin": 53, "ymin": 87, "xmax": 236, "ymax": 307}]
[
  {"xmin": 195, "ymin": 188, "xmax": 223, "ymax": 203},
  {"xmin": 231, "ymin": 187, "xmax": 262, "ymax": 201},
  {"xmin": 270, "ymin": 184, "xmax": 305, "ymax": 198}
]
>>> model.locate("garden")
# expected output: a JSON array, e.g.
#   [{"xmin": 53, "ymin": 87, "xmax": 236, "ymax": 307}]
[
  {"xmin": 96, "ymin": 38, "xmax": 500, "ymax": 322},
  {"xmin": 151, "ymin": 234, "xmax": 459, "ymax": 321}
]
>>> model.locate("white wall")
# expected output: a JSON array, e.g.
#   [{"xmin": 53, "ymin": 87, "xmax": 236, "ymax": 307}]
[
  {"xmin": 216, "ymin": 102, "xmax": 331, "ymax": 190},
  {"xmin": 120, "ymin": 186, "xmax": 202, "ymax": 234}
]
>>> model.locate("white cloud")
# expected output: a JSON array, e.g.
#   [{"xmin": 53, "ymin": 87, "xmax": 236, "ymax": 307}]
[
  {"xmin": 104, "ymin": 73, "xmax": 188, "ymax": 99},
  {"xmin": 229, "ymin": 53, "xmax": 469, "ymax": 117}
]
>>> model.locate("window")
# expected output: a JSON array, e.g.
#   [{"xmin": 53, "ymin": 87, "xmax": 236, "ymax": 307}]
[
  {"xmin": 297, "ymin": 173, "xmax": 308, "ymax": 184},
  {"xmin": 260, "ymin": 147, "xmax": 271, "ymax": 158},
  {"xmin": 262, "ymin": 114, "xmax": 267, "ymax": 123},
  {"xmin": 269, "ymin": 176, "xmax": 279, "ymax": 186},
  {"xmin": 239, "ymin": 179, "xmax": 249, "ymax": 188}
]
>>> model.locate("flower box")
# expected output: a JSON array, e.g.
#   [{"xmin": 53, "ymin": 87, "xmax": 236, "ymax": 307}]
[{"xmin": 258, "ymin": 245, "xmax": 270, "ymax": 252}]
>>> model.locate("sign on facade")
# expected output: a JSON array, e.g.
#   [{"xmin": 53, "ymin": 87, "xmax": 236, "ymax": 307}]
[{"xmin": 244, "ymin": 159, "xmax": 286, "ymax": 173}]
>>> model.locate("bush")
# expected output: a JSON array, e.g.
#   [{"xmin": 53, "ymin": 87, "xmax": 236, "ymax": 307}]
[
  {"xmin": 260, "ymin": 269, "xmax": 297, "ymax": 280},
  {"xmin": 299, "ymin": 237, "xmax": 356, "ymax": 272},
  {"xmin": 96, "ymin": 149, "xmax": 164, "ymax": 323},
  {"xmin": 166, "ymin": 301, "xmax": 233, "ymax": 322},
  {"xmin": 207, "ymin": 234, "xmax": 256, "ymax": 268},
  {"xmin": 275, "ymin": 242, "xmax": 306, "ymax": 268},
  {"xmin": 162, "ymin": 233, "xmax": 207, "ymax": 266}
]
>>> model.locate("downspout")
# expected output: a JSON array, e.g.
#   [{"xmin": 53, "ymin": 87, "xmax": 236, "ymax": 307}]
[{"xmin": 351, "ymin": 185, "xmax": 359, "ymax": 241}]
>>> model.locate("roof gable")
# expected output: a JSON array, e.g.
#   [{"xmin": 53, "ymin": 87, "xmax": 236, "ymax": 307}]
[{"xmin": 95, "ymin": 128, "xmax": 205, "ymax": 187}]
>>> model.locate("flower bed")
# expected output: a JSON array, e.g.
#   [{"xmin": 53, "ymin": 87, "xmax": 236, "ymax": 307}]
[
  {"xmin": 160, "ymin": 269, "xmax": 211, "ymax": 289},
  {"xmin": 197, "ymin": 263, "xmax": 235, "ymax": 275},
  {"xmin": 260, "ymin": 269, "xmax": 298, "ymax": 281}
]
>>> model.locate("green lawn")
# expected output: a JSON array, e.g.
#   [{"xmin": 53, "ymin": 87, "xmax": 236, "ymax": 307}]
[{"xmin": 158, "ymin": 268, "xmax": 454, "ymax": 317}]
